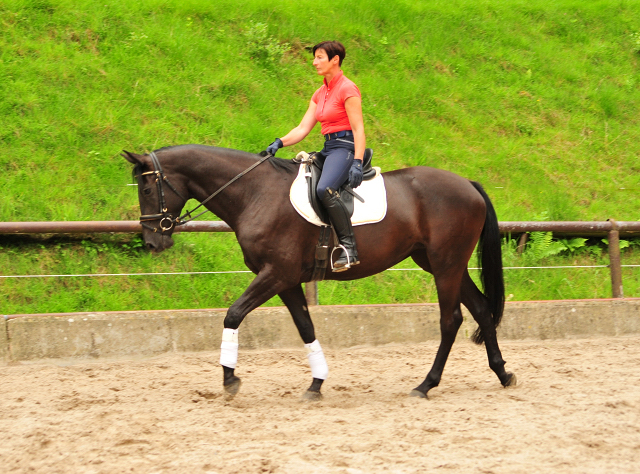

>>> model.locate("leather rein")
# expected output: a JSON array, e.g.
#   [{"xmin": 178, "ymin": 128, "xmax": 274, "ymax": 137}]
[{"xmin": 136, "ymin": 151, "xmax": 271, "ymax": 233}]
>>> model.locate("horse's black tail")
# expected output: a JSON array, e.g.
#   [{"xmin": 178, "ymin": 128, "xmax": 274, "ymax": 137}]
[{"xmin": 469, "ymin": 181, "xmax": 505, "ymax": 345}]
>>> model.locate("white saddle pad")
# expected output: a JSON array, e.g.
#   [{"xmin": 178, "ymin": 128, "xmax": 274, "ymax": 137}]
[{"xmin": 289, "ymin": 157, "xmax": 387, "ymax": 227}]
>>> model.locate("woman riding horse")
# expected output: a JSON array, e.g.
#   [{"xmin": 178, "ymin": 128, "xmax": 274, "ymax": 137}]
[
  {"xmin": 266, "ymin": 40, "xmax": 365, "ymax": 271},
  {"xmin": 123, "ymin": 40, "xmax": 516, "ymax": 399}
]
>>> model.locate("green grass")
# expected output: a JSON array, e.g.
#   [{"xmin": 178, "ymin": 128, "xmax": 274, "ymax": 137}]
[
  {"xmin": 2, "ymin": 233, "xmax": 639, "ymax": 314},
  {"xmin": 1, "ymin": 0, "xmax": 640, "ymax": 314}
]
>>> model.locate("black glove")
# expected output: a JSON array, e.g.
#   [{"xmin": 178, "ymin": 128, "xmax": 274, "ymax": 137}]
[
  {"xmin": 348, "ymin": 159, "xmax": 363, "ymax": 188},
  {"xmin": 266, "ymin": 138, "xmax": 283, "ymax": 156}
]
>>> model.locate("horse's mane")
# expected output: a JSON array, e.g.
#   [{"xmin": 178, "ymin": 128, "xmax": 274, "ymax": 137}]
[
  {"xmin": 145, "ymin": 145, "xmax": 299, "ymax": 176},
  {"xmin": 264, "ymin": 153, "xmax": 299, "ymax": 175},
  {"xmin": 154, "ymin": 145, "xmax": 182, "ymax": 153}
]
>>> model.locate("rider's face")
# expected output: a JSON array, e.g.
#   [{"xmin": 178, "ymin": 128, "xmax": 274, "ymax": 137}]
[{"xmin": 313, "ymin": 49, "xmax": 338, "ymax": 76}]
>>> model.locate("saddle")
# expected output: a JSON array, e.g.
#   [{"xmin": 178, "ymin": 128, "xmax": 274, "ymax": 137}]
[
  {"xmin": 302, "ymin": 148, "xmax": 376, "ymax": 225},
  {"xmin": 293, "ymin": 148, "xmax": 377, "ymax": 280}
]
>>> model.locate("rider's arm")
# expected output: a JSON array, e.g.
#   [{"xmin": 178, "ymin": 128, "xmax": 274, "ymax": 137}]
[
  {"xmin": 280, "ymin": 100, "xmax": 318, "ymax": 147},
  {"xmin": 345, "ymin": 96, "xmax": 365, "ymax": 162}
]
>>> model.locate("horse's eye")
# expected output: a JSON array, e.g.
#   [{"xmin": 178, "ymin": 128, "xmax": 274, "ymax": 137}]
[{"xmin": 143, "ymin": 187, "xmax": 152, "ymax": 195}]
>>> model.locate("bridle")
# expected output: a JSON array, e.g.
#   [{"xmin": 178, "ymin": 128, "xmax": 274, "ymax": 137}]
[
  {"xmin": 137, "ymin": 151, "xmax": 271, "ymax": 233},
  {"xmin": 136, "ymin": 152, "xmax": 187, "ymax": 233},
  {"xmin": 136, "ymin": 151, "xmax": 270, "ymax": 233}
]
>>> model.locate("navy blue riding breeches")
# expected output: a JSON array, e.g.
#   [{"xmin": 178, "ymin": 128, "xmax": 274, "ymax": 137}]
[{"xmin": 316, "ymin": 136, "xmax": 355, "ymax": 196}]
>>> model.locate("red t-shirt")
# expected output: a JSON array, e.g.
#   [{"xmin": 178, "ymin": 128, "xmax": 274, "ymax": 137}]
[{"xmin": 311, "ymin": 71, "xmax": 361, "ymax": 135}]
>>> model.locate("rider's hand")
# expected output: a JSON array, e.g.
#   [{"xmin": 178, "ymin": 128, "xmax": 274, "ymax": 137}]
[
  {"xmin": 348, "ymin": 159, "xmax": 363, "ymax": 188},
  {"xmin": 266, "ymin": 138, "xmax": 283, "ymax": 156}
]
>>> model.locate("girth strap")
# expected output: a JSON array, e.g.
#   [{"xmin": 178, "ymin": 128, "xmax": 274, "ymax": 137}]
[{"xmin": 310, "ymin": 225, "xmax": 336, "ymax": 281}]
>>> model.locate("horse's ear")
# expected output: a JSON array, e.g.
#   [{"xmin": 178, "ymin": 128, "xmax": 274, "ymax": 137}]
[{"xmin": 121, "ymin": 150, "xmax": 143, "ymax": 165}]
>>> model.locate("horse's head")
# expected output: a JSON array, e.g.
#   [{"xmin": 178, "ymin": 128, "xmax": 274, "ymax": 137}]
[{"xmin": 122, "ymin": 150, "xmax": 188, "ymax": 253}]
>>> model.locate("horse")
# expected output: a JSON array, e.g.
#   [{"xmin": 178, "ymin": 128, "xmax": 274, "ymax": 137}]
[{"xmin": 122, "ymin": 144, "xmax": 516, "ymax": 400}]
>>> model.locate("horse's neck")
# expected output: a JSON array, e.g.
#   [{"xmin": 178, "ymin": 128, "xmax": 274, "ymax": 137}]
[{"xmin": 183, "ymin": 152, "xmax": 268, "ymax": 228}]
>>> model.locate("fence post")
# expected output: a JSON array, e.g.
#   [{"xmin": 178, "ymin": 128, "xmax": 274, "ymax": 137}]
[
  {"xmin": 516, "ymin": 232, "xmax": 529, "ymax": 255},
  {"xmin": 607, "ymin": 220, "xmax": 624, "ymax": 298},
  {"xmin": 305, "ymin": 281, "xmax": 319, "ymax": 306}
]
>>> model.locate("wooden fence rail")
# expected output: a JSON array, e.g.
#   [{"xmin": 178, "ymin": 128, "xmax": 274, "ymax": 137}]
[{"xmin": 1, "ymin": 220, "xmax": 639, "ymax": 302}]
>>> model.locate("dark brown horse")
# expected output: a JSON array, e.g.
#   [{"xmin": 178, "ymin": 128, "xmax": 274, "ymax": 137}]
[{"xmin": 123, "ymin": 144, "xmax": 516, "ymax": 400}]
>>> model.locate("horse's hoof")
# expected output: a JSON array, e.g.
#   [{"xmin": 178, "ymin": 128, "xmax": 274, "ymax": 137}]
[
  {"xmin": 409, "ymin": 389, "xmax": 428, "ymax": 399},
  {"xmin": 503, "ymin": 372, "xmax": 517, "ymax": 387},
  {"xmin": 301, "ymin": 390, "xmax": 323, "ymax": 402},
  {"xmin": 223, "ymin": 378, "xmax": 242, "ymax": 399}
]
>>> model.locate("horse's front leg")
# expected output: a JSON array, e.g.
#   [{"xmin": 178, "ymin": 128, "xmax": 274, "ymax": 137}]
[
  {"xmin": 220, "ymin": 267, "xmax": 289, "ymax": 399},
  {"xmin": 411, "ymin": 273, "xmax": 464, "ymax": 399},
  {"xmin": 279, "ymin": 284, "xmax": 327, "ymax": 401}
]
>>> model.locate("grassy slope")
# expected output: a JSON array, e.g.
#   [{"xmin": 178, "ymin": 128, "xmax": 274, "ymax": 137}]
[{"xmin": 1, "ymin": 0, "xmax": 639, "ymax": 313}]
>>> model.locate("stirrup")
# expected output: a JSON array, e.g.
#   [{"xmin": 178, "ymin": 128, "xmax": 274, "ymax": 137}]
[{"xmin": 330, "ymin": 245, "xmax": 359, "ymax": 272}]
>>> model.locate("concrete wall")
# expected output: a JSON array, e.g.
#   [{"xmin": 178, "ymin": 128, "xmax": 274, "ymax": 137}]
[
  {"xmin": 2, "ymin": 299, "xmax": 639, "ymax": 362},
  {"xmin": 496, "ymin": 299, "xmax": 640, "ymax": 340},
  {"xmin": 1, "ymin": 317, "xmax": 9, "ymax": 362}
]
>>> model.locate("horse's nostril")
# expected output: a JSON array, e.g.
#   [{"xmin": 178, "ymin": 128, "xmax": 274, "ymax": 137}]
[{"xmin": 146, "ymin": 242, "xmax": 156, "ymax": 251}]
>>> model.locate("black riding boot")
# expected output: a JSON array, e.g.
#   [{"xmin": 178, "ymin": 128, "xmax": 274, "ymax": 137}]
[{"xmin": 321, "ymin": 188, "xmax": 360, "ymax": 271}]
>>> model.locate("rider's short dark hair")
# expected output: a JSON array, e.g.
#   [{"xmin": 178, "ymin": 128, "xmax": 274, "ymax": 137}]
[{"xmin": 312, "ymin": 41, "xmax": 346, "ymax": 66}]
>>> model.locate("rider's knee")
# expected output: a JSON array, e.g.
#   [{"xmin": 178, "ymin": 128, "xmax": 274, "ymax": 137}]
[
  {"xmin": 318, "ymin": 185, "xmax": 337, "ymax": 204},
  {"xmin": 317, "ymin": 183, "xmax": 330, "ymax": 197}
]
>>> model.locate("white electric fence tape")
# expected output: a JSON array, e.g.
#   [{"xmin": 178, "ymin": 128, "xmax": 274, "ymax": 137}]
[{"xmin": 7, "ymin": 265, "xmax": 638, "ymax": 279}]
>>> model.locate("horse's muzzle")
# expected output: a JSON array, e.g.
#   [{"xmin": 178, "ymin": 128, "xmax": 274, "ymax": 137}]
[{"xmin": 144, "ymin": 234, "xmax": 174, "ymax": 253}]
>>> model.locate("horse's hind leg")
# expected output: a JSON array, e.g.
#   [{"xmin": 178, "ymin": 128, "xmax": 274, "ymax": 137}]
[
  {"xmin": 279, "ymin": 284, "xmax": 327, "ymax": 401},
  {"xmin": 461, "ymin": 270, "xmax": 516, "ymax": 387},
  {"xmin": 410, "ymin": 255, "xmax": 465, "ymax": 398}
]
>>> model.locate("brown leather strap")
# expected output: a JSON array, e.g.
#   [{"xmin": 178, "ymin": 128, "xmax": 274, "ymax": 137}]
[{"xmin": 311, "ymin": 225, "xmax": 335, "ymax": 281}]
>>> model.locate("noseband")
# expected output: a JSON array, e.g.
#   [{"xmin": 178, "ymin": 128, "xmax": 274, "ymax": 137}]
[{"xmin": 136, "ymin": 151, "xmax": 271, "ymax": 233}]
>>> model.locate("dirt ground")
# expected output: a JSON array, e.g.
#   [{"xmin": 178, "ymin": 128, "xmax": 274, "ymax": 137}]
[{"xmin": 1, "ymin": 336, "xmax": 639, "ymax": 474}]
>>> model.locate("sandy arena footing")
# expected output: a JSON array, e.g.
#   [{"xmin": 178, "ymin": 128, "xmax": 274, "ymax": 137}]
[{"xmin": 1, "ymin": 336, "xmax": 639, "ymax": 473}]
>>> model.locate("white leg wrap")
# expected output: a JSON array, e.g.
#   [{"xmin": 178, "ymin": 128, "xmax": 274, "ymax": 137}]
[
  {"xmin": 220, "ymin": 328, "xmax": 239, "ymax": 369},
  {"xmin": 305, "ymin": 339, "xmax": 328, "ymax": 380}
]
